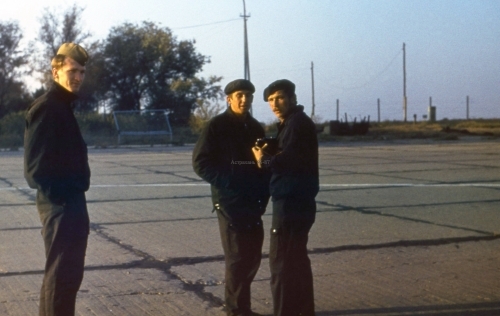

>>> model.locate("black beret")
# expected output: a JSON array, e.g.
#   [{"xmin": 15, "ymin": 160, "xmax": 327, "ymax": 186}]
[
  {"xmin": 57, "ymin": 43, "xmax": 89, "ymax": 66},
  {"xmin": 263, "ymin": 79, "xmax": 295, "ymax": 101},
  {"xmin": 224, "ymin": 79, "xmax": 255, "ymax": 95}
]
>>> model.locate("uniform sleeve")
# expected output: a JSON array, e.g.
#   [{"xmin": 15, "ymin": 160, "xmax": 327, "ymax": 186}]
[
  {"xmin": 24, "ymin": 104, "xmax": 62, "ymax": 199},
  {"xmin": 192, "ymin": 121, "xmax": 232, "ymax": 189}
]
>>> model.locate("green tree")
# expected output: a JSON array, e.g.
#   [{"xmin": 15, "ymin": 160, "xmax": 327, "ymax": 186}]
[
  {"xmin": 100, "ymin": 21, "xmax": 222, "ymax": 125},
  {"xmin": 0, "ymin": 20, "xmax": 31, "ymax": 117},
  {"xmin": 178, "ymin": 76, "xmax": 225, "ymax": 132}
]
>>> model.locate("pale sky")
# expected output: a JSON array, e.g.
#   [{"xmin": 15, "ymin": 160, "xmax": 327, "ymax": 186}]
[{"xmin": 3, "ymin": 0, "xmax": 500, "ymax": 122}]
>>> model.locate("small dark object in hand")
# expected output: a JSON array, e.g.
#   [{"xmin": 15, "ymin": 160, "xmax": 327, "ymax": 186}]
[{"xmin": 255, "ymin": 137, "xmax": 278, "ymax": 155}]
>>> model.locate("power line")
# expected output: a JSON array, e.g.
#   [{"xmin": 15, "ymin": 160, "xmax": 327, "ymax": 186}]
[
  {"xmin": 325, "ymin": 50, "xmax": 402, "ymax": 91},
  {"xmin": 172, "ymin": 18, "xmax": 240, "ymax": 30}
]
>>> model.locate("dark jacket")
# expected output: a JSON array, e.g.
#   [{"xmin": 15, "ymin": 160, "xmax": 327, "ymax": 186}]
[
  {"xmin": 265, "ymin": 105, "xmax": 319, "ymax": 199},
  {"xmin": 24, "ymin": 82, "xmax": 91, "ymax": 202},
  {"xmin": 192, "ymin": 108, "xmax": 270, "ymax": 212}
]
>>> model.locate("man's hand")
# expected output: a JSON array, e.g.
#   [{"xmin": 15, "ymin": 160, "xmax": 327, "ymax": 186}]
[{"xmin": 252, "ymin": 143, "xmax": 268, "ymax": 168}]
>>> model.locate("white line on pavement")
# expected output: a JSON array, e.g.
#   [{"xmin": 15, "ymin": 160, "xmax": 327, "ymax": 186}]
[
  {"xmin": 319, "ymin": 183, "xmax": 500, "ymax": 187},
  {"xmin": 2, "ymin": 183, "xmax": 499, "ymax": 191}
]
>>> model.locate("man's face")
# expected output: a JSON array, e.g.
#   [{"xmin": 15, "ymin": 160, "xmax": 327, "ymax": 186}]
[
  {"xmin": 52, "ymin": 56, "xmax": 86, "ymax": 93},
  {"xmin": 267, "ymin": 90, "xmax": 295, "ymax": 122},
  {"xmin": 227, "ymin": 90, "xmax": 253, "ymax": 116}
]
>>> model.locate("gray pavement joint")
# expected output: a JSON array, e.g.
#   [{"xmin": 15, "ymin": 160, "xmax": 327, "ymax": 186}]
[
  {"xmin": 85, "ymin": 194, "xmax": 210, "ymax": 204},
  {"xmin": 316, "ymin": 200, "xmax": 495, "ymax": 235},
  {"xmin": 89, "ymin": 223, "xmax": 225, "ymax": 309},
  {"xmin": 326, "ymin": 301, "xmax": 500, "ymax": 316},
  {"xmin": 0, "ymin": 226, "xmax": 40, "ymax": 232},
  {"xmin": 0, "ymin": 269, "xmax": 44, "ymax": 278},
  {"xmin": 105, "ymin": 160, "xmax": 200, "ymax": 182},
  {"xmin": 309, "ymin": 234, "xmax": 500, "ymax": 254},
  {"xmin": 89, "ymin": 216, "xmax": 217, "ymax": 228},
  {"xmin": 0, "ymin": 202, "xmax": 35, "ymax": 208},
  {"xmin": 0, "ymin": 176, "xmax": 15, "ymax": 187}
]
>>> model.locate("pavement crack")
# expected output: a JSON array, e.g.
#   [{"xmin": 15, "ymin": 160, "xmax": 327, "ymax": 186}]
[
  {"xmin": 0, "ymin": 269, "xmax": 45, "ymax": 277},
  {"xmin": 93, "ymin": 216, "xmax": 217, "ymax": 227},
  {"xmin": 309, "ymin": 234, "xmax": 500, "ymax": 254},
  {"xmin": 106, "ymin": 161, "xmax": 199, "ymax": 182},
  {"xmin": 2, "ymin": 235, "xmax": 499, "ymax": 279},
  {"xmin": 88, "ymin": 223, "xmax": 224, "ymax": 309},
  {"xmin": 0, "ymin": 178, "xmax": 36, "ymax": 202},
  {"xmin": 85, "ymin": 195, "xmax": 210, "ymax": 204},
  {"xmin": 0, "ymin": 226, "xmax": 41, "ymax": 232},
  {"xmin": 316, "ymin": 200, "xmax": 495, "ymax": 235},
  {"xmin": 0, "ymin": 202, "xmax": 35, "ymax": 207}
]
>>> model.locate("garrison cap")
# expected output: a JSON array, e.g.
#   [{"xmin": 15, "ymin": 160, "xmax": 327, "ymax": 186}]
[
  {"xmin": 263, "ymin": 79, "xmax": 296, "ymax": 101},
  {"xmin": 224, "ymin": 79, "xmax": 255, "ymax": 95},
  {"xmin": 56, "ymin": 43, "xmax": 89, "ymax": 66}
]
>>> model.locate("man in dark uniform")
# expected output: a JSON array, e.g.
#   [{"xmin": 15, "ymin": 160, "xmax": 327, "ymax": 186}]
[
  {"xmin": 252, "ymin": 79, "xmax": 319, "ymax": 316},
  {"xmin": 192, "ymin": 79, "xmax": 269, "ymax": 316},
  {"xmin": 24, "ymin": 42, "xmax": 91, "ymax": 316}
]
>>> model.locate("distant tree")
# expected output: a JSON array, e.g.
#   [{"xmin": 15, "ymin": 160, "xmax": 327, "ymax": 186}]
[
  {"xmin": 181, "ymin": 76, "xmax": 225, "ymax": 133},
  {"xmin": 38, "ymin": 4, "xmax": 91, "ymax": 61},
  {"xmin": 32, "ymin": 4, "xmax": 101, "ymax": 112},
  {"xmin": 0, "ymin": 20, "xmax": 31, "ymax": 117},
  {"xmin": 73, "ymin": 41, "xmax": 103, "ymax": 112},
  {"xmin": 2, "ymin": 81, "xmax": 33, "ymax": 114},
  {"xmin": 100, "ymin": 21, "xmax": 222, "ymax": 124},
  {"xmin": 31, "ymin": 86, "xmax": 47, "ymax": 100}
]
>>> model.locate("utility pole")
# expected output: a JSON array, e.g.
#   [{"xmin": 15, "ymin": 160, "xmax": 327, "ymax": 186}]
[
  {"xmin": 377, "ymin": 98, "xmax": 381, "ymax": 122},
  {"xmin": 336, "ymin": 99, "xmax": 339, "ymax": 121},
  {"xmin": 310, "ymin": 61, "xmax": 315, "ymax": 119},
  {"xmin": 241, "ymin": 0, "xmax": 251, "ymax": 114},
  {"xmin": 241, "ymin": 0, "xmax": 250, "ymax": 82},
  {"xmin": 403, "ymin": 42, "xmax": 407, "ymax": 122},
  {"xmin": 466, "ymin": 95, "xmax": 469, "ymax": 119}
]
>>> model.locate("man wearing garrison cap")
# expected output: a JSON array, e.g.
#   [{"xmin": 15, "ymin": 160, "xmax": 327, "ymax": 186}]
[
  {"xmin": 193, "ymin": 79, "xmax": 270, "ymax": 316},
  {"xmin": 253, "ymin": 79, "xmax": 319, "ymax": 316},
  {"xmin": 24, "ymin": 43, "xmax": 90, "ymax": 316}
]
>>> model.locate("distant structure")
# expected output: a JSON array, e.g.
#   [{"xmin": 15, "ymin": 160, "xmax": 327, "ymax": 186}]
[{"xmin": 428, "ymin": 97, "xmax": 436, "ymax": 122}]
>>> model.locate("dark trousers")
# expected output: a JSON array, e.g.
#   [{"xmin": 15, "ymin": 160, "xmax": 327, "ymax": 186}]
[
  {"xmin": 36, "ymin": 191, "xmax": 89, "ymax": 316},
  {"xmin": 270, "ymin": 197, "xmax": 316, "ymax": 316},
  {"xmin": 216, "ymin": 207, "xmax": 264, "ymax": 316}
]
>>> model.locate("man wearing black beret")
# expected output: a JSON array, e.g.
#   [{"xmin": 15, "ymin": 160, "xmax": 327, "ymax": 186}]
[
  {"xmin": 24, "ymin": 42, "xmax": 91, "ymax": 316},
  {"xmin": 193, "ymin": 79, "xmax": 270, "ymax": 316},
  {"xmin": 253, "ymin": 79, "xmax": 319, "ymax": 316}
]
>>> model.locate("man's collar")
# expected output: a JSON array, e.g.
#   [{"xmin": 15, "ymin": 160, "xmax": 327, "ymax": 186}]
[
  {"xmin": 51, "ymin": 81, "xmax": 79, "ymax": 103},
  {"xmin": 279, "ymin": 105, "xmax": 304, "ymax": 124},
  {"xmin": 226, "ymin": 107, "xmax": 251, "ymax": 122}
]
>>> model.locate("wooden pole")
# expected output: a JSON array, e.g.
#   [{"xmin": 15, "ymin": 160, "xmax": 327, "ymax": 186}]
[
  {"xmin": 241, "ymin": 0, "xmax": 251, "ymax": 114},
  {"xmin": 403, "ymin": 43, "xmax": 407, "ymax": 122},
  {"xmin": 241, "ymin": 0, "xmax": 250, "ymax": 81},
  {"xmin": 311, "ymin": 61, "xmax": 315, "ymax": 118},
  {"xmin": 336, "ymin": 99, "xmax": 339, "ymax": 121},
  {"xmin": 466, "ymin": 95, "xmax": 469, "ymax": 119},
  {"xmin": 377, "ymin": 98, "xmax": 380, "ymax": 122}
]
